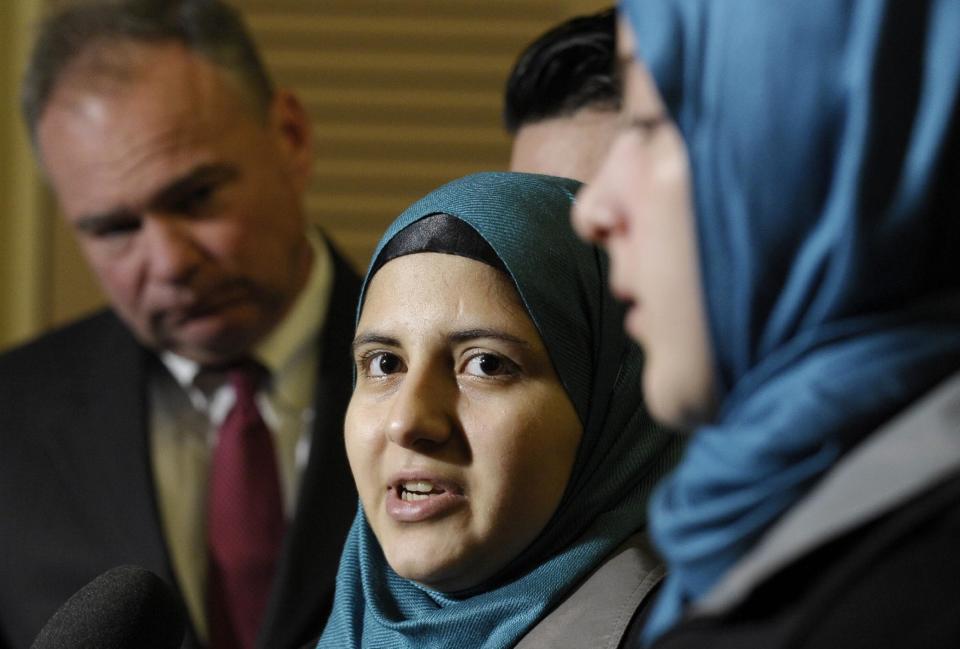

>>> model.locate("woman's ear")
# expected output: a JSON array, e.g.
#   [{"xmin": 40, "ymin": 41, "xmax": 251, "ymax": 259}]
[{"xmin": 268, "ymin": 88, "xmax": 314, "ymax": 194}]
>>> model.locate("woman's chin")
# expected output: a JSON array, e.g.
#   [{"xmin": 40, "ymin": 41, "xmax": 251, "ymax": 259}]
[
  {"xmin": 388, "ymin": 555, "xmax": 471, "ymax": 593},
  {"xmin": 643, "ymin": 364, "xmax": 707, "ymax": 432}
]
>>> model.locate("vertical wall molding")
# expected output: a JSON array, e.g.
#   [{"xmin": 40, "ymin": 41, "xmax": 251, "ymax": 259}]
[{"xmin": 0, "ymin": 0, "xmax": 50, "ymax": 351}]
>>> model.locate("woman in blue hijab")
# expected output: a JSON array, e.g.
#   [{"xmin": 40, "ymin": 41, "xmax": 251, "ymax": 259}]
[
  {"xmin": 317, "ymin": 172, "xmax": 681, "ymax": 648},
  {"xmin": 574, "ymin": 1, "xmax": 960, "ymax": 647}
]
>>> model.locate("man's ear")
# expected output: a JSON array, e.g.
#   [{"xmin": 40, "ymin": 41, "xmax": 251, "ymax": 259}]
[{"xmin": 269, "ymin": 88, "xmax": 314, "ymax": 194}]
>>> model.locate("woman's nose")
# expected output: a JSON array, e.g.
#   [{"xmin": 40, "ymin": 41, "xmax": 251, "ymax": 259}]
[
  {"xmin": 384, "ymin": 367, "xmax": 455, "ymax": 450},
  {"xmin": 572, "ymin": 160, "xmax": 621, "ymax": 245}
]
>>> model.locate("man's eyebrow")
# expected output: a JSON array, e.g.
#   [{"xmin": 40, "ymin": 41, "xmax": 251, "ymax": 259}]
[
  {"xmin": 149, "ymin": 163, "xmax": 239, "ymax": 210},
  {"xmin": 352, "ymin": 332, "xmax": 400, "ymax": 354},
  {"xmin": 448, "ymin": 328, "xmax": 530, "ymax": 347},
  {"xmin": 73, "ymin": 209, "xmax": 138, "ymax": 234},
  {"xmin": 73, "ymin": 164, "xmax": 240, "ymax": 233}
]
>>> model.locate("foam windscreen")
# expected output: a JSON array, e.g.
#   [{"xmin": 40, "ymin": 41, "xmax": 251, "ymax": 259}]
[{"xmin": 30, "ymin": 565, "xmax": 186, "ymax": 649}]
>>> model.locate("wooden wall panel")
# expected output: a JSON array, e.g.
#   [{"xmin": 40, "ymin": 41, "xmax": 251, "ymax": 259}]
[{"xmin": 235, "ymin": 0, "xmax": 607, "ymax": 269}]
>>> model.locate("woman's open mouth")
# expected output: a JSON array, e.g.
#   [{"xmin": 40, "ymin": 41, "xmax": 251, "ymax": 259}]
[
  {"xmin": 386, "ymin": 476, "xmax": 466, "ymax": 522},
  {"xmin": 398, "ymin": 480, "xmax": 447, "ymax": 501}
]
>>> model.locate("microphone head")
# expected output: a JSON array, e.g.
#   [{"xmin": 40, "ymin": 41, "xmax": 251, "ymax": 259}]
[{"xmin": 30, "ymin": 565, "xmax": 186, "ymax": 649}]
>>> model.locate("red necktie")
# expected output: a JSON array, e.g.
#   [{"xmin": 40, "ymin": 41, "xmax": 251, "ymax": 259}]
[{"xmin": 207, "ymin": 364, "xmax": 286, "ymax": 649}]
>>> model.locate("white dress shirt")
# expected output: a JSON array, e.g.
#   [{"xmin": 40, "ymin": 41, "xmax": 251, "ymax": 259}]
[{"xmin": 150, "ymin": 230, "xmax": 334, "ymax": 640}]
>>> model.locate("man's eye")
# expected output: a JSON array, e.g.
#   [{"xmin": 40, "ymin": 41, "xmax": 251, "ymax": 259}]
[
  {"xmin": 89, "ymin": 220, "xmax": 140, "ymax": 239},
  {"xmin": 463, "ymin": 353, "xmax": 516, "ymax": 378},
  {"xmin": 173, "ymin": 184, "xmax": 217, "ymax": 215},
  {"xmin": 364, "ymin": 352, "xmax": 404, "ymax": 377}
]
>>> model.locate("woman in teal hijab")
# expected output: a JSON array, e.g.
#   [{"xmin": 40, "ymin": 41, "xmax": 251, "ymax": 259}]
[
  {"xmin": 574, "ymin": 1, "xmax": 960, "ymax": 647},
  {"xmin": 316, "ymin": 172, "xmax": 680, "ymax": 648}
]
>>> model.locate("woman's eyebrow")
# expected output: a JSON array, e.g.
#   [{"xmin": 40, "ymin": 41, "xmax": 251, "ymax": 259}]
[
  {"xmin": 351, "ymin": 332, "xmax": 399, "ymax": 353},
  {"xmin": 448, "ymin": 329, "xmax": 530, "ymax": 347}
]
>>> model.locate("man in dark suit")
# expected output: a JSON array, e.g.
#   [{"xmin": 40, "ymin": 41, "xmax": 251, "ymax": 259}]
[{"xmin": 0, "ymin": 1, "xmax": 360, "ymax": 647}]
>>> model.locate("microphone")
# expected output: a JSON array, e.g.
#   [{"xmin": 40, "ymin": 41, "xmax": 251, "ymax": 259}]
[{"xmin": 30, "ymin": 565, "xmax": 186, "ymax": 649}]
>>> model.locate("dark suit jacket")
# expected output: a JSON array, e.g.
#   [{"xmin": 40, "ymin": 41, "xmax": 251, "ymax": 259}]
[{"xmin": 0, "ymin": 247, "xmax": 361, "ymax": 649}]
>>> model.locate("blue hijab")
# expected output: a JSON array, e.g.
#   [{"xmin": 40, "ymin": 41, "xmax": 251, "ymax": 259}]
[
  {"xmin": 317, "ymin": 172, "xmax": 681, "ymax": 648},
  {"xmin": 620, "ymin": 0, "xmax": 960, "ymax": 642}
]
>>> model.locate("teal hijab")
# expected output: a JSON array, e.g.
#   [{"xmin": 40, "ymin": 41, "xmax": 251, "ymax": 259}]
[
  {"xmin": 317, "ymin": 172, "xmax": 680, "ymax": 648},
  {"xmin": 619, "ymin": 0, "xmax": 960, "ymax": 642}
]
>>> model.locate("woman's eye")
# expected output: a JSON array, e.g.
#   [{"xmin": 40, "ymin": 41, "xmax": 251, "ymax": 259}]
[
  {"xmin": 365, "ymin": 352, "xmax": 404, "ymax": 377},
  {"xmin": 464, "ymin": 353, "xmax": 516, "ymax": 377},
  {"xmin": 618, "ymin": 112, "xmax": 668, "ymax": 142}
]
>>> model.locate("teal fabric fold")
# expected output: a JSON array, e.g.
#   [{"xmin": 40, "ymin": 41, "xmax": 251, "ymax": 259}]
[
  {"xmin": 619, "ymin": 0, "xmax": 960, "ymax": 643},
  {"xmin": 317, "ymin": 171, "xmax": 680, "ymax": 648}
]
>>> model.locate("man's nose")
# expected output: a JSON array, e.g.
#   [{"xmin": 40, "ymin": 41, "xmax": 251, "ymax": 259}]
[
  {"xmin": 142, "ymin": 216, "xmax": 203, "ymax": 285},
  {"xmin": 384, "ymin": 366, "xmax": 456, "ymax": 451}
]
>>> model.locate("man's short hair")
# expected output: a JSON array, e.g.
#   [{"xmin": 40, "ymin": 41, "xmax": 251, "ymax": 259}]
[
  {"xmin": 21, "ymin": 0, "xmax": 275, "ymax": 143},
  {"xmin": 503, "ymin": 8, "xmax": 619, "ymax": 134}
]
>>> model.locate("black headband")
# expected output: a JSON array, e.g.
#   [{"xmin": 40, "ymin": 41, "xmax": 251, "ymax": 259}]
[{"xmin": 369, "ymin": 213, "xmax": 508, "ymax": 278}]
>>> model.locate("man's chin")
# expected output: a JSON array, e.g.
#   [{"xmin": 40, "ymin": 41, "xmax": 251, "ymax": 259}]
[{"xmin": 148, "ymin": 316, "xmax": 266, "ymax": 366}]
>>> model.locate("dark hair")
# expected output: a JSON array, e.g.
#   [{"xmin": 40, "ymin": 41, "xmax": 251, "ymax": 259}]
[
  {"xmin": 503, "ymin": 8, "xmax": 619, "ymax": 134},
  {"xmin": 21, "ymin": 0, "xmax": 275, "ymax": 143}
]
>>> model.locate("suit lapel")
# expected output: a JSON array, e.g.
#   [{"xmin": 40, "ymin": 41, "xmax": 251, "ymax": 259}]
[
  {"xmin": 53, "ymin": 313, "xmax": 185, "ymax": 603},
  {"xmin": 259, "ymin": 243, "xmax": 361, "ymax": 649},
  {"xmin": 72, "ymin": 316, "xmax": 171, "ymax": 568}
]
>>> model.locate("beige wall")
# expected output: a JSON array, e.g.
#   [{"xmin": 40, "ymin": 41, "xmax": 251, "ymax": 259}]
[
  {"xmin": 0, "ymin": 0, "xmax": 612, "ymax": 353},
  {"xmin": 1, "ymin": 0, "xmax": 49, "ymax": 350}
]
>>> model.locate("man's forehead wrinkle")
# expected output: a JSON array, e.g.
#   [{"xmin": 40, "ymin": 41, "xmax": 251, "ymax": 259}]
[
  {"xmin": 47, "ymin": 91, "xmax": 209, "ymax": 177},
  {"xmin": 40, "ymin": 49, "xmax": 140, "ymax": 144},
  {"xmin": 101, "ymin": 124, "xmax": 203, "ymax": 192},
  {"xmin": 41, "ymin": 93, "xmax": 226, "ymax": 221},
  {"xmin": 55, "ymin": 42, "xmax": 238, "ymax": 116}
]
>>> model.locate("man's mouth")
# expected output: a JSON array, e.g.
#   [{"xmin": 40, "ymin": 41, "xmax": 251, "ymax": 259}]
[{"xmin": 163, "ymin": 291, "xmax": 248, "ymax": 326}]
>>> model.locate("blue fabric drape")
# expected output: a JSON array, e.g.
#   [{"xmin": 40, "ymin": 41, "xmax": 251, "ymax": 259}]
[
  {"xmin": 317, "ymin": 172, "xmax": 681, "ymax": 648},
  {"xmin": 620, "ymin": 0, "xmax": 960, "ymax": 643}
]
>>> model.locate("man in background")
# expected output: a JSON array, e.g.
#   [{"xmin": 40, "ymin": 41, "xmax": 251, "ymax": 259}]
[
  {"xmin": 0, "ymin": 1, "xmax": 359, "ymax": 647},
  {"xmin": 504, "ymin": 8, "xmax": 619, "ymax": 182}
]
